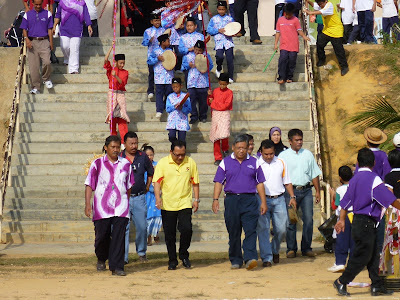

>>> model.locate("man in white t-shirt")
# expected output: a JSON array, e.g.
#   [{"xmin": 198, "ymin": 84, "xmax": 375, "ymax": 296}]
[
  {"xmin": 353, "ymin": 0, "xmax": 376, "ymax": 43},
  {"xmin": 257, "ymin": 139, "xmax": 296, "ymax": 266},
  {"xmin": 378, "ymin": 0, "xmax": 399, "ymax": 40},
  {"xmin": 83, "ymin": 0, "xmax": 99, "ymax": 37},
  {"xmin": 338, "ymin": 0, "xmax": 356, "ymax": 43}
]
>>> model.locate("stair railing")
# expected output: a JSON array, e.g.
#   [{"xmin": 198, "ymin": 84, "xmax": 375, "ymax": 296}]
[{"xmin": 0, "ymin": 41, "xmax": 27, "ymax": 242}]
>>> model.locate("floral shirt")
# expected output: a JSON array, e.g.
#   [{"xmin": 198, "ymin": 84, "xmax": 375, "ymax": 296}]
[
  {"xmin": 181, "ymin": 51, "xmax": 213, "ymax": 89},
  {"xmin": 166, "ymin": 92, "xmax": 191, "ymax": 131},
  {"xmin": 207, "ymin": 14, "xmax": 235, "ymax": 50},
  {"xmin": 178, "ymin": 31, "xmax": 204, "ymax": 56},
  {"xmin": 142, "ymin": 26, "xmax": 165, "ymax": 60},
  {"xmin": 148, "ymin": 47, "xmax": 174, "ymax": 85}
]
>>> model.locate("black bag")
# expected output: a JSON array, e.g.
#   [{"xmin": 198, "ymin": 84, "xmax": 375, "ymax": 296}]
[
  {"xmin": 7, "ymin": 10, "xmax": 25, "ymax": 47},
  {"xmin": 50, "ymin": 50, "xmax": 59, "ymax": 64}
]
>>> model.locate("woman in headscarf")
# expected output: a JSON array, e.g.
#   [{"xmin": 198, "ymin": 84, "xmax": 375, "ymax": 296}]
[
  {"xmin": 269, "ymin": 126, "xmax": 288, "ymax": 156},
  {"xmin": 53, "ymin": 0, "xmax": 92, "ymax": 74}
]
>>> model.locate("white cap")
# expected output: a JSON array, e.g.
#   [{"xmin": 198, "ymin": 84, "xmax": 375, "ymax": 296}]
[{"xmin": 394, "ymin": 132, "xmax": 400, "ymax": 148}]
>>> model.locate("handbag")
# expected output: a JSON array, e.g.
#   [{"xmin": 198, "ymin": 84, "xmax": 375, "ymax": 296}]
[{"xmin": 50, "ymin": 50, "xmax": 59, "ymax": 64}]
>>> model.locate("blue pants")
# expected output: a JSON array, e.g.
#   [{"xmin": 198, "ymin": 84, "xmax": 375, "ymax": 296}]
[
  {"xmin": 147, "ymin": 64, "xmax": 154, "ymax": 95},
  {"xmin": 257, "ymin": 194, "xmax": 288, "ymax": 262},
  {"xmin": 168, "ymin": 129, "xmax": 186, "ymax": 143},
  {"xmin": 358, "ymin": 10, "xmax": 375, "ymax": 43},
  {"xmin": 188, "ymin": 87, "xmax": 208, "ymax": 121},
  {"xmin": 155, "ymin": 84, "xmax": 173, "ymax": 113},
  {"xmin": 124, "ymin": 194, "xmax": 147, "ymax": 262},
  {"xmin": 285, "ymin": 187, "xmax": 314, "ymax": 254},
  {"xmin": 224, "ymin": 193, "xmax": 259, "ymax": 265},
  {"xmin": 348, "ymin": 25, "xmax": 360, "ymax": 43},
  {"xmin": 382, "ymin": 16, "xmax": 400, "ymax": 40},
  {"xmin": 229, "ymin": 3, "xmax": 235, "ymax": 20},
  {"xmin": 278, "ymin": 50, "xmax": 297, "ymax": 81},
  {"xmin": 335, "ymin": 215, "xmax": 354, "ymax": 265},
  {"xmin": 216, "ymin": 47, "xmax": 234, "ymax": 80}
]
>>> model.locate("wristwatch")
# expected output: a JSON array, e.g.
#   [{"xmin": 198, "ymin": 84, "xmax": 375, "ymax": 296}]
[
  {"xmin": 290, "ymin": 196, "xmax": 296, "ymax": 199},
  {"xmin": 194, "ymin": 199, "xmax": 200, "ymax": 203}
]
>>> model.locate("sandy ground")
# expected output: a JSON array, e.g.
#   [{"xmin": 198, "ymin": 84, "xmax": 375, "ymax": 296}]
[{"xmin": 0, "ymin": 241, "xmax": 399, "ymax": 299}]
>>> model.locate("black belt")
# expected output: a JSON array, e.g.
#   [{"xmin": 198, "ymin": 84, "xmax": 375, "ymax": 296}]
[
  {"xmin": 293, "ymin": 183, "xmax": 311, "ymax": 190},
  {"xmin": 131, "ymin": 191, "xmax": 145, "ymax": 197},
  {"xmin": 29, "ymin": 36, "xmax": 49, "ymax": 41},
  {"xmin": 266, "ymin": 193, "xmax": 284, "ymax": 199}
]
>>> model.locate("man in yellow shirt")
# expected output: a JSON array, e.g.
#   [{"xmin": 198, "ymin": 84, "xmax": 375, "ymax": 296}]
[
  {"xmin": 305, "ymin": 0, "xmax": 349, "ymax": 76},
  {"xmin": 153, "ymin": 140, "xmax": 200, "ymax": 270}
]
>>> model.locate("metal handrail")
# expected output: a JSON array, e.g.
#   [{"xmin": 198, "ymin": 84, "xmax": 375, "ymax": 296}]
[{"xmin": 0, "ymin": 41, "xmax": 27, "ymax": 242}]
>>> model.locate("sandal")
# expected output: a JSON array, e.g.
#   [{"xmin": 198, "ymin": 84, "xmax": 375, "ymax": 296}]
[
  {"xmin": 286, "ymin": 79, "xmax": 293, "ymax": 83},
  {"xmin": 278, "ymin": 79, "xmax": 285, "ymax": 84}
]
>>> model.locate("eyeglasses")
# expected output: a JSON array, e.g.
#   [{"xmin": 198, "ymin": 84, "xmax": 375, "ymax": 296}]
[{"xmin": 171, "ymin": 152, "xmax": 185, "ymax": 158}]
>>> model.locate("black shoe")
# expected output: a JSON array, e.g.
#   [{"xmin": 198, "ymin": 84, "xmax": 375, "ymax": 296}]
[
  {"xmin": 124, "ymin": 260, "xmax": 129, "ymax": 265},
  {"xmin": 182, "ymin": 258, "xmax": 191, "ymax": 269},
  {"xmin": 168, "ymin": 263, "xmax": 177, "ymax": 270},
  {"xmin": 333, "ymin": 279, "xmax": 350, "ymax": 296},
  {"xmin": 189, "ymin": 119, "xmax": 198, "ymax": 124},
  {"xmin": 316, "ymin": 60, "xmax": 326, "ymax": 67},
  {"xmin": 273, "ymin": 254, "xmax": 279, "ymax": 264},
  {"xmin": 341, "ymin": 67, "xmax": 349, "ymax": 76},
  {"xmin": 371, "ymin": 287, "xmax": 394, "ymax": 296},
  {"xmin": 112, "ymin": 269, "xmax": 126, "ymax": 276},
  {"xmin": 97, "ymin": 260, "xmax": 106, "ymax": 271},
  {"xmin": 262, "ymin": 261, "xmax": 272, "ymax": 267},
  {"xmin": 214, "ymin": 160, "xmax": 222, "ymax": 166}
]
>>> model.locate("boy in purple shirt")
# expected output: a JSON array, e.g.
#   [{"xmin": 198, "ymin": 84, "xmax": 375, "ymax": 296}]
[
  {"xmin": 212, "ymin": 134, "xmax": 267, "ymax": 270},
  {"xmin": 333, "ymin": 148, "xmax": 400, "ymax": 296}
]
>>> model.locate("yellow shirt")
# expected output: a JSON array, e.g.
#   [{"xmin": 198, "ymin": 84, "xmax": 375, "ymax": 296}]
[
  {"xmin": 315, "ymin": 1, "xmax": 344, "ymax": 38},
  {"xmin": 152, "ymin": 155, "xmax": 199, "ymax": 211}
]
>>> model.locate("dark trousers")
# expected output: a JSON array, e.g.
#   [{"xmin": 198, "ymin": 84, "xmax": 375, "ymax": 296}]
[
  {"xmin": 224, "ymin": 193, "xmax": 259, "ymax": 265},
  {"xmin": 147, "ymin": 65, "xmax": 155, "ymax": 95},
  {"xmin": 358, "ymin": 10, "xmax": 375, "ymax": 43},
  {"xmin": 317, "ymin": 32, "xmax": 348, "ymax": 70},
  {"xmin": 188, "ymin": 87, "xmax": 208, "ymax": 121},
  {"xmin": 155, "ymin": 84, "xmax": 173, "ymax": 113},
  {"xmin": 83, "ymin": 19, "xmax": 99, "ymax": 37},
  {"xmin": 335, "ymin": 215, "xmax": 354, "ymax": 265},
  {"xmin": 173, "ymin": 45, "xmax": 183, "ymax": 71},
  {"xmin": 348, "ymin": 25, "xmax": 360, "ymax": 43},
  {"xmin": 161, "ymin": 208, "xmax": 193, "ymax": 265},
  {"xmin": 339, "ymin": 214, "xmax": 382, "ymax": 288},
  {"xmin": 234, "ymin": 0, "xmax": 260, "ymax": 40},
  {"xmin": 229, "ymin": 3, "xmax": 235, "ymax": 19},
  {"xmin": 216, "ymin": 47, "xmax": 234, "ymax": 80},
  {"xmin": 343, "ymin": 24, "xmax": 353, "ymax": 44},
  {"xmin": 274, "ymin": 3, "xmax": 285, "ymax": 30},
  {"xmin": 168, "ymin": 129, "xmax": 187, "ymax": 142},
  {"xmin": 382, "ymin": 16, "xmax": 400, "ymax": 40},
  {"xmin": 317, "ymin": 23, "xmax": 324, "ymax": 34},
  {"xmin": 94, "ymin": 216, "xmax": 128, "ymax": 271},
  {"xmin": 278, "ymin": 50, "xmax": 297, "ymax": 81}
]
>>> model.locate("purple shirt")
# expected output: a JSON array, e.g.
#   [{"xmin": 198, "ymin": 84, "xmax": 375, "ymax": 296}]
[
  {"xmin": 85, "ymin": 155, "xmax": 135, "ymax": 221},
  {"xmin": 355, "ymin": 148, "xmax": 391, "ymax": 180},
  {"xmin": 20, "ymin": 9, "xmax": 53, "ymax": 38},
  {"xmin": 55, "ymin": 1, "xmax": 91, "ymax": 37},
  {"xmin": 340, "ymin": 168, "xmax": 396, "ymax": 222},
  {"xmin": 214, "ymin": 153, "xmax": 266, "ymax": 194}
]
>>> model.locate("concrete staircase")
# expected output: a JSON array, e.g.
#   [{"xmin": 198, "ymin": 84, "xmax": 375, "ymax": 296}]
[{"xmin": 1, "ymin": 36, "xmax": 313, "ymax": 243}]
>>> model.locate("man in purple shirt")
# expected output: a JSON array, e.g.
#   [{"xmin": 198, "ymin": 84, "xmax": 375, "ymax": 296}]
[
  {"xmin": 212, "ymin": 134, "xmax": 267, "ymax": 270},
  {"xmin": 333, "ymin": 148, "xmax": 400, "ymax": 296},
  {"xmin": 20, "ymin": 0, "xmax": 54, "ymax": 95}
]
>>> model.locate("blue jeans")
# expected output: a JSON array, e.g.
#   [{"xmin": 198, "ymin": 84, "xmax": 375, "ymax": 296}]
[
  {"xmin": 285, "ymin": 187, "xmax": 314, "ymax": 254},
  {"xmin": 224, "ymin": 193, "xmax": 259, "ymax": 265},
  {"xmin": 257, "ymin": 194, "xmax": 288, "ymax": 262},
  {"xmin": 124, "ymin": 193, "xmax": 147, "ymax": 262}
]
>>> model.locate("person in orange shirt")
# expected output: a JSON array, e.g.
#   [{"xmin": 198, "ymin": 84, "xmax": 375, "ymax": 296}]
[
  {"xmin": 104, "ymin": 41, "xmax": 130, "ymax": 145},
  {"xmin": 207, "ymin": 73, "xmax": 233, "ymax": 165}
]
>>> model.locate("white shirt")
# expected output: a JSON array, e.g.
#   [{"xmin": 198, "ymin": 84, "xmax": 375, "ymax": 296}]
[
  {"xmin": 314, "ymin": 2, "xmax": 335, "ymax": 15},
  {"xmin": 340, "ymin": 0, "xmax": 356, "ymax": 24},
  {"xmin": 229, "ymin": 0, "xmax": 235, "ymax": 4},
  {"xmin": 84, "ymin": 0, "xmax": 98, "ymax": 20},
  {"xmin": 276, "ymin": 0, "xmax": 286, "ymax": 5},
  {"xmin": 355, "ymin": 0, "xmax": 374, "ymax": 12},
  {"xmin": 382, "ymin": 0, "xmax": 398, "ymax": 18},
  {"xmin": 258, "ymin": 156, "xmax": 291, "ymax": 196}
]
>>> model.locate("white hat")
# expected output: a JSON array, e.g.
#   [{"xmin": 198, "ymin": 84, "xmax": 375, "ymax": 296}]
[{"xmin": 393, "ymin": 132, "xmax": 400, "ymax": 148}]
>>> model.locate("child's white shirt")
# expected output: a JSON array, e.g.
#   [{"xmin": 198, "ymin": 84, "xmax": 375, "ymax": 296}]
[{"xmin": 381, "ymin": 0, "xmax": 398, "ymax": 18}]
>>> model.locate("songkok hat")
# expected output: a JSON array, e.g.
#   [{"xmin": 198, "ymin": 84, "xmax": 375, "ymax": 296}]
[
  {"xmin": 158, "ymin": 33, "xmax": 169, "ymax": 43},
  {"xmin": 172, "ymin": 78, "xmax": 182, "ymax": 84},
  {"xmin": 115, "ymin": 54, "xmax": 125, "ymax": 61},
  {"xmin": 186, "ymin": 16, "xmax": 196, "ymax": 23},
  {"xmin": 364, "ymin": 127, "xmax": 387, "ymax": 145},
  {"xmin": 217, "ymin": 1, "xmax": 227, "ymax": 7},
  {"xmin": 151, "ymin": 13, "xmax": 161, "ymax": 20},
  {"xmin": 393, "ymin": 132, "xmax": 400, "ymax": 148},
  {"xmin": 194, "ymin": 40, "xmax": 205, "ymax": 49},
  {"xmin": 218, "ymin": 73, "xmax": 230, "ymax": 82}
]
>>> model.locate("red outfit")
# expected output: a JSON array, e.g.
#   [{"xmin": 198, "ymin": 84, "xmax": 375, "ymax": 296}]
[
  {"xmin": 214, "ymin": 138, "xmax": 229, "ymax": 161},
  {"xmin": 111, "ymin": 117, "xmax": 128, "ymax": 143},
  {"xmin": 104, "ymin": 60, "xmax": 129, "ymax": 91},
  {"xmin": 207, "ymin": 87, "xmax": 233, "ymax": 111},
  {"xmin": 276, "ymin": 16, "xmax": 302, "ymax": 52},
  {"xmin": 24, "ymin": 0, "xmax": 54, "ymax": 10}
]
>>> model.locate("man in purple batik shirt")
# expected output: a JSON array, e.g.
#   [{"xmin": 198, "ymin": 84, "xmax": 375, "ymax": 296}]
[
  {"xmin": 85, "ymin": 135, "xmax": 134, "ymax": 276},
  {"xmin": 333, "ymin": 148, "xmax": 400, "ymax": 297},
  {"xmin": 212, "ymin": 134, "xmax": 267, "ymax": 271}
]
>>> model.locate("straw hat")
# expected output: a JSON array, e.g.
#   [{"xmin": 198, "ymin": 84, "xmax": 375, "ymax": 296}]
[{"xmin": 363, "ymin": 127, "xmax": 387, "ymax": 144}]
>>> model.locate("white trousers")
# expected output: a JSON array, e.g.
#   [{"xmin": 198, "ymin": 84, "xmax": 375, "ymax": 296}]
[{"xmin": 60, "ymin": 36, "xmax": 81, "ymax": 73}]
